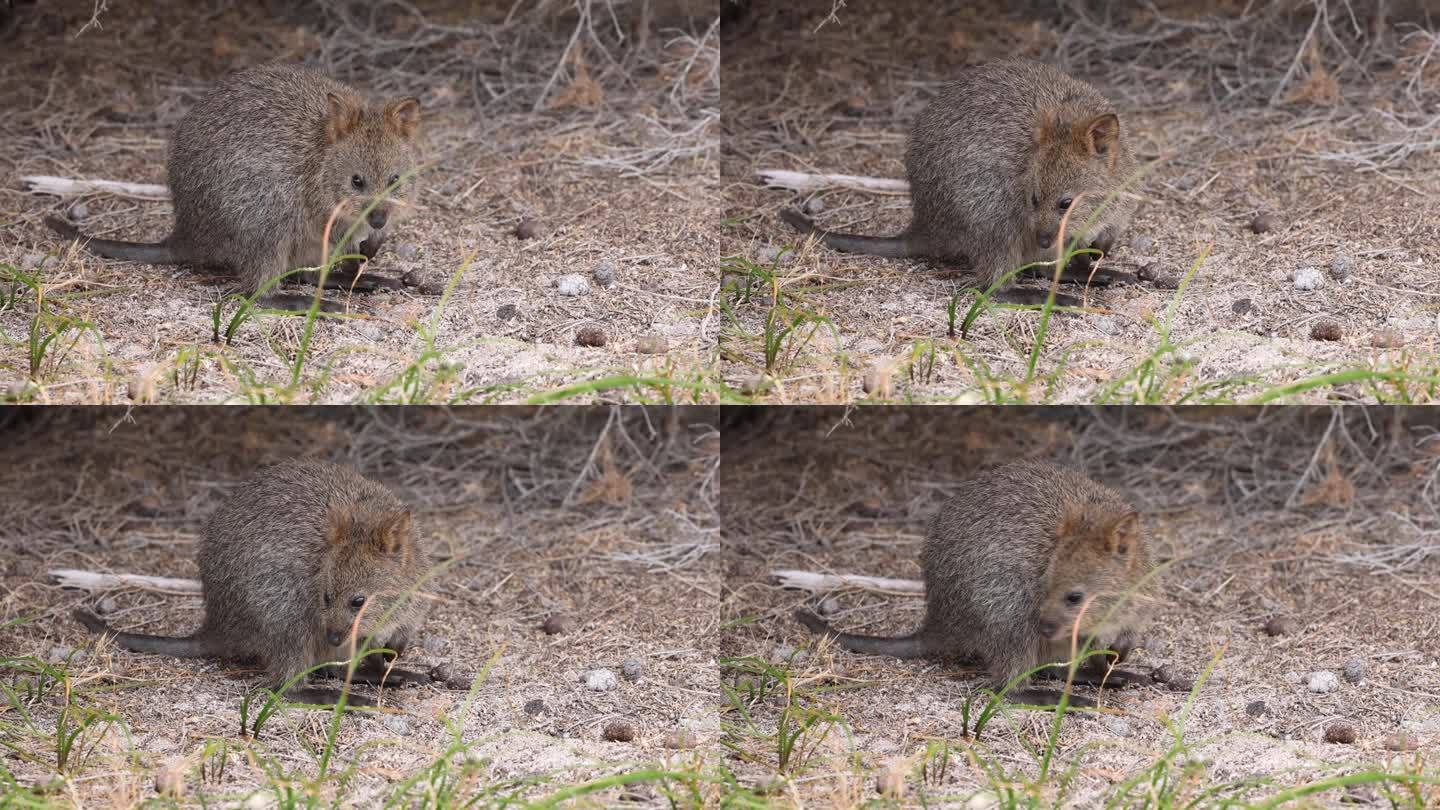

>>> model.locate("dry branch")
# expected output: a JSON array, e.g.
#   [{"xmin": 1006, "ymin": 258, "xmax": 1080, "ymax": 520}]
[
  {"xmin": 49, "ymin": 568, "xmax": 202, "ymax": 594},
  {"xmin": 756, "ymin": 169, "xmax": 910, "ymax": 195},
  {"xmin": 770, "ymin": 568, "xmax": 924, "ymax": 594},
  {"xmin": 21, "ymin": 175, "xmax": 170, "ymax": 200}
]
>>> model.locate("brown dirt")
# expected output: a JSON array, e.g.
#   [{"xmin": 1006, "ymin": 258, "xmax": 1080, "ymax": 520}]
[
  {"xmin": 0, "ymin": 406, "xmax": 720, "ymax": 804},
  {"xmin": 719, "ymin": 0, "xmax": 1440, "ymax": 403},
  {"xmin": 719, "ymin": 407, "xmax": 1440, "ymax": 804},
  {"xmin": 1, "ymin": 0, "xmax": 720, "ymax": 404}
]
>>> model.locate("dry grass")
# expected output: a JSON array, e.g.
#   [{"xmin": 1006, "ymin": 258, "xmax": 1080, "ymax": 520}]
[
  {"xmin": 1, "ymin": 0, "xmax": 721, "ymax": 404},
  {"xmin": 0, "ymin": 405, "xmax": 721, "ymax": 805},
  {"xmin": 720, "ymin": 0, "xmax": 1440, "ymax": 404},
  {"xmin": 719, "ymin": 406, "xmax": 1440, "ymax": 805}
]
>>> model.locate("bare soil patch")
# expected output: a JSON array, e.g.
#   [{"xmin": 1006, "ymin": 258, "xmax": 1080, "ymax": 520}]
[
  {"xmin": 720, "ymin": 0, "xmax": 1440, "ymax": 403},
  {"xmin": 2, "ymin": 0, "xmax": 720, "ymax": 404},
  {"xmin": 720, "ymin": 406, "xmax": 1440, "ymax": 804},
  {"xmin": 0, "ymin": 406, "xmax": 720, "ymax": 805}
]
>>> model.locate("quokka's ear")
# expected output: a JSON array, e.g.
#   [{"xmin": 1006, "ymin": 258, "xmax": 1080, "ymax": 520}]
[
  {"xmin": 384, "ymin": 97, "xmax": 422, "ymax": 139},
  {"xmin": 1105, "ymin": 510, "xmax": 1140, "ymax": 556},
  {"xmin": 325, "ymin": 92, "xmax": 363, "ymax": 143},
  {"xmin": 1081, "ymin": 113, "xmax": 1121, "ymax": 166},
  {"xmin": 370, "ymin": 509, "xmax": 413, "ymax": 556}
]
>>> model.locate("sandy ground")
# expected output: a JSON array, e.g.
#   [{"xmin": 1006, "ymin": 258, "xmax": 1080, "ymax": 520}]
[
  {"xmin": 0, "ymin": 406, "xmax": 721, "ymax": 805},
  {"xmin": 719, "ymin": 0, "xmax": 1440, "ymax": 404},
  {"xmin": 719, "ymin": 407, "xmax": 1440, "ymax": 804},
  {"xmin": 1, "ymin": 0, "xmax": 720, "ymax": 404}
]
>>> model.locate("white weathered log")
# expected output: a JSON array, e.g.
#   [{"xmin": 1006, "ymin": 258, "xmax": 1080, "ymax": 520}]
[
  {"xmin": 49, "ymin": 569, "xmax": 202, "ymax": 594},
  {"xmin": 756, "ymin": 169, "xmax": 910, "ymax": 195},
  {"xmin": 770, "ymin": 569, "xmax": 924, "ymax": 594},
  {"xmin": 20, "ymin": 175, "xmax": 171, "ymax": 200}
]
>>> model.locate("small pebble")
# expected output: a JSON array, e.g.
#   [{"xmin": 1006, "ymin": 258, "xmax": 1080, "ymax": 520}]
[
  {"xmin": 1370, "ymin": 330, "xmax": 1405, "ymax": 349},
  {"xmin": 523, "ymin": 698, "xmax": 546, "ymax": 716},
  {"xmin": 842, "ymin": 94, "xmax": 868, "ymax": 115},
  {"xmin": 515, "ymin": 218, "xmax": 547, "ymax": 240},
  {"xmin": 431, "ymin": 662, "xmax": 470, "ymax": 690},
  {"xmin": 395, "ymin": 243, "xmax": 419, "ymax": 260},
  {"xmin": 635, "ymin": 334, "xmax": 669, "ymax": 355},
  {"xmin": 68, "ymin": 202, "xmax": 89, "ymax": 222},
  {"xmin": 755, "ymin": 245, "xmax": 790, "ymax": 265},
  {"xmin": 1245, "ymin": 700, "xmax": 1267, "ymax": 717},
  {"xmin": 1129, "ymin": 235, "xmax": 1155, "ymax": 253},
  {"xmin": 542, "ymin": 615, "xmax": 575, "ymax": 635},
  {"xmin": 1310, "ymin": 320, "xmax": 1343, "ymax": 341},
  {"xmin": 1308, "ymin": 671, "xmax": 1340, "ymax": 693},
  {"xmin": 1264, "ymin": 616, "xmax": 1296, "ymax": 637},
  {"xmin": 818, "ymin": 597, "xmax": 841, "ymax": 616},
  {"xmin": 875, "ymin": 759, "xmax": 907, "ymax": 798},
  {"xmin": 663, "ymin": 727, "xmax": 698, "ymax": 749},
  {"xmin": 592, "ymin": 261, "xmax": 617, "ymax": 288},
  {"xmin": 1231, "ymin": 298, "xmax": 1253, "ymax": 315},
  {"xmin": 132, "ymin": 496, "xmax": 163, "ymax": 517},
  {"xmin": 1328, "ymin": 254, "xmax": 1352, "ymax": 280},
  {"xmin": 127, "ymin": 368, "xmax": 157, "ymax": 404},
  {"xmin": 423, "ymin": 637, "xmax": 447, "ymax": 656},
  {"xmin": 384, "ymin": 716, "xmax": 412, "ymax": 736},
  {"xmin": 575, "ymin": 326, "xmax": 607, "ymax": 348},
  {"xmin": 1168, "ymin": 676, "xmax": 1196, "ymax": 693},
  {"xmin": 1093, "ymin": 316, "xmax": 1118, "ymax": 335},
  {"xmin": 556, "ymin": 274, "xmax": 590, "ymax": 297},
  {"xmin": 155, "ymin": 758, "xmax": 186, "ymax": 798},
  {"xmin": 1136, "ymin": 263, "xmax": 1160, "ymax": 282},
  {"xmin": 1342, "ymin": 658, "xmax": 1367, "ymax": 684},
  {"xmin": 803, "ymin": 197, "xmax": 826, "ymax": 215},
  {"xmin": 1151, "ymin": 665, "xmax": 1173, "ymax": 685},
  {"xmin": 402, "ymin": 269, "xmax": 445, "ymax": 296},
  {"xmin": 771, "ymin": 644, "xmax": 808, "ymax": 665},
  {"xmin": 1324, "ymin": 722, "xmax": 1357, "ymax": 744},
  {"xmin": 739, "ymin": 375, "xmax": 772, "ymax": 397},
  {"xmin": 20, "ymin": 253, "xmax": 46, "ymax": 271},
  {"xmin": 584, "ymin": 669, "xmax": 618, "ymax": 692},
  {"xmin": 862, "ymin": 366, "xmax": 892, "ymax": 398},
  {"xmin": 1383, "ymin": 733, "xmax": 1420, "ymax": 751},
  {"xmin": 1249, "ymin": 213, "xmax": 1277, "ymax": 234},
  {"xmin": 48, "ymin": 646, "xmax": 83, "ymax": 665},
  {"xmin": 1293, "ymin": 266, "xmax": 1325, "ymax": 290},
  {"xmin": 1108, "ymin": 718, "xmax": 1132, "ymax": 737},
  {"xmin": 1152, "ymin": 273, "xmax": 1181, "ymax": 290},
  {"xmin": 496, "ymin": 303, "xmax": 520, "ymax": 322},
  {"xmin": 602, "ymin": 721, "xmax": 636, "ymax": 742},
  {"xmin": 96, "ymin": 597, "xmax": 118, "ymax": 615},
  {"xmin": 621, "ymin": 657, "xmax": 645, "ymax": 682}
]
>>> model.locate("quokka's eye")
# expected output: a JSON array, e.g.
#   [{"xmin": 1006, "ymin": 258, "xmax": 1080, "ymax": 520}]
[
  {"xmin": 350, "ymin": 595, "xmax": 367, "ymax": 609},
  {"xmin": 388, "ymin": 174, "xmax": 401, "ymax": 187},
  {"xmin": 1064, "ymin": 590, "xmax": 1085, "ymax": 606},
  {"xmin": 351, "ymin": 175, "xmax": 367, "ymax": 191},
  {"xmin": 1058, "ymin": 197, "xmax": 1074, "ymax": 211}
]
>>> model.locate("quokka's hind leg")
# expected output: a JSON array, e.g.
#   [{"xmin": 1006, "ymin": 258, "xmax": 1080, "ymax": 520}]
[
  {"xmin": 266, "ymin": 653, "xmax": 375, "ymax": 707},
  {"xmin": 243, "ymin": 239, "xmax": 347, "ymax": 313},
  {"xmin": 984, "ymin": 646, "xmax": 1096, "ymax": 708}
]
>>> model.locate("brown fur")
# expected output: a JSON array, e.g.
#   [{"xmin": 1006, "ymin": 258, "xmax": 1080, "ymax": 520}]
[
  {"xmin": 46, "ymin": 64, "xmax": 422, "ymax": 311},
  {"xmin": 74, "ymin": 459, "xmax": 431, "ymax": 706},
  {"xmin": 782, "ymin": 60, "xmax": 1139, "ymax": 289},
  {"xmin": 797, "ymin": 461, "xmax": 1154, "ymax": 708}
]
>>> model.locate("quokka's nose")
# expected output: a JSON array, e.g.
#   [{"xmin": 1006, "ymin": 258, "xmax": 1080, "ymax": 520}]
[
  {"xmin": 1037, "ymin": 232, "xmax": 1055, "ymax": 250},
  {"xmin": 326, "ymin": 630, "xmax": 344, "ymax": 647},
  {"xmin": 367, "ymin": 208, "xmax": 389, "ymax": 230},
  {"xmin": 1037, "ymin": 621, "xmax": 1058, "ymax": 639}
]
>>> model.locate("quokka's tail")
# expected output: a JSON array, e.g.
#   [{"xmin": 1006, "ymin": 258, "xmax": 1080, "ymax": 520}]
[
  {"xmin": 46, "ymin": 215, "xmax": 181, "ymax": 264},
  {"xmin": 779, "ymin": 209, "xmax": 915, "ymax": 259},
  {"xmin": 73, "ymin": 608, "xmax": 209, "ymax": 658},
  {"xmin": 795, "ymin": 609, "xmax": 932, "ymax": 659}
]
